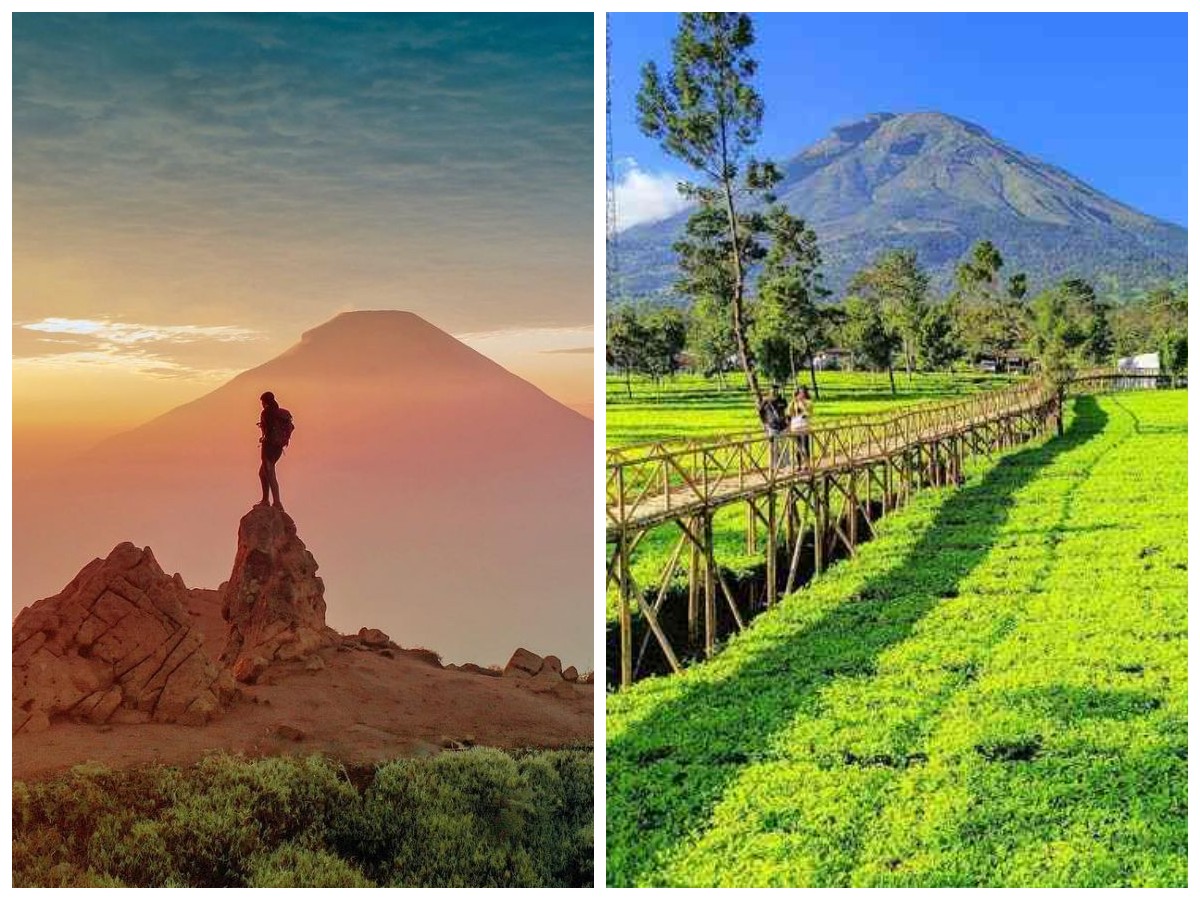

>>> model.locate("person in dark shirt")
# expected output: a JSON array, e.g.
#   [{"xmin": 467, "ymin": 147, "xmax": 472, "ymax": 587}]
[
  {"xmin": 758, "ymin": 385, "xmax": 789, "ymax": 469},
  {"xmin": 257, "ymin": 391, "xmax": 288, "ymax": 509}
]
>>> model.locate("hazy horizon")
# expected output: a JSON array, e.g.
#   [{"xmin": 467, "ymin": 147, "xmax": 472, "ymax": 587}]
[{"xmin": 14, "ymin": 307, "xmax": 592, "ymax": 472}]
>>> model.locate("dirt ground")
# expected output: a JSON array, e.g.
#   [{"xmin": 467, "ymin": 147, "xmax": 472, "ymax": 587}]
[{"xmin": 12, "ymin": 590, "xmax": 593, "ymax": 782}]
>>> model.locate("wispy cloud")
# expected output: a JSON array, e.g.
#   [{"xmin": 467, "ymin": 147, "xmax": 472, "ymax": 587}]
[
  {"xmin": 14, "ymin": 317, "xmax": 263, "ymax": 380},
  {"xmin": 22, "ymin": 317, "xmax": 260, "ymax": 344},
  {"xmin": 613, "ymin": 158, "xmax": 690, "ymax": 231},
  {"xmin": 12, "ymin": 347, "xmax": 242, "ymax": 382}
]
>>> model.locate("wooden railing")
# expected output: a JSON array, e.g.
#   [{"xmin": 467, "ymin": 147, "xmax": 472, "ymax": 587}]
[{"xmin": 606, "ymin": 369, "xmax": 1163, "ymax": 533}]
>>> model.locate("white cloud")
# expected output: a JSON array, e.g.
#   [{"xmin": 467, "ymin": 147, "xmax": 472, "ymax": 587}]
[
  {"xmin": 12, "ymin": 347, "xmax": 241, "ymax": 382},
  {"xmin": 612, "ymin": 159, "xmax": 690, "ymax": 231},
  {"xmin": 14, "ymin": 318, "xmax": 262, "ymax": 381},
  {"xmin": 21, "ymin": 318, "xmax": 260, "ymax": 344}
]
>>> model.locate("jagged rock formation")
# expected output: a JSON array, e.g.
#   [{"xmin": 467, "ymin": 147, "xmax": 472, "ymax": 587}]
[
  {"xmin": 221, "ymin": 505, "xmax": 339, "ymax": 680},
  {"xmin": 13, "ymin": 505, "xmax": 592, "ymax": 746},
  {"xmin": 12, "ymin": 543, "xmax": 231, "ymax": 734}
]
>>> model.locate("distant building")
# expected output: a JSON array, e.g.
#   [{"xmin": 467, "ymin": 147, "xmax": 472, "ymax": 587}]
[
  {"xmin": 999, "ymin": 350, "xmax": 1032, "ymax": 374},
  {"xmin": 812, "ymin": 348, "xmax": 854, "ymax": 371},
  {"xmin": 976, "ymin": 351, "xmax": 1032, "ymax": 375}
]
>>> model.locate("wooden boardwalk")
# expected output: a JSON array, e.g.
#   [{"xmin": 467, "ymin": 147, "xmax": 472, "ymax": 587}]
[{"xmin": 606, "ymin": 369, "xmax": 1164, "ymax": 688}]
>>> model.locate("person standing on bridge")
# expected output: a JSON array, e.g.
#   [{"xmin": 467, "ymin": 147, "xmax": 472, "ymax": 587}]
[
  {"xmin": 759, "ymin": 384, "xmax": 789, "ymax": 469},
  {"xmin": 790, "ymin": 385, "xmax": 813, "ymax": 468},
  {"xmin": 256, "ymin": 391, "xmax": 294, "ymax": 510}
]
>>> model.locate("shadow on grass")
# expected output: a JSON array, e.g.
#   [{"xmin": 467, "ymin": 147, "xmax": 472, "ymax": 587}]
[
  {"xmin": 606, "ymin": 396, "xmax": 1109, "ymax": 887},
  {"xmin": 1105, "ymin": 394, "xmax": 1188, "ymax": 436}
]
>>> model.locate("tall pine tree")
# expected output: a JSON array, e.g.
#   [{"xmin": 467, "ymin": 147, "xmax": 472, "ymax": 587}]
[{"xmin": 637, "ymin": 12, "xmax": 779, "ymax": 408}]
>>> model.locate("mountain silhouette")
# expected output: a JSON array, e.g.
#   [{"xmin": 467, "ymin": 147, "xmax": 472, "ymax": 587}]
[
  {"xmin": 13, "ymin": 311, "xmax": 593, "ymax": 667},
  {"xmin": 616, "ymin": 111, "xmax": 1185, "ymax": 299}
]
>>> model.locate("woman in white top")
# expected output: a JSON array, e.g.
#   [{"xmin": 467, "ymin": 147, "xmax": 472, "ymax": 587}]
[{"xmin": 789, "ymin": 385, "xmax": 812, "ymax": 467}]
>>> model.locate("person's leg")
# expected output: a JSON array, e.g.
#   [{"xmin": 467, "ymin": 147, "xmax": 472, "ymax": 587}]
[
  {"xmin": 258, "ymin": 457, "xmax": 270, "ymax": 505},
  {"xmin": 266, "ymin": 458, "xmax": 282, "ymax": 508}
]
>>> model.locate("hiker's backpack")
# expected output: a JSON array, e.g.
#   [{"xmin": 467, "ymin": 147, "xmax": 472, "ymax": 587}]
[{"xmin": 271, "ymin": 408, "xmax": 295, "ymax": 448}]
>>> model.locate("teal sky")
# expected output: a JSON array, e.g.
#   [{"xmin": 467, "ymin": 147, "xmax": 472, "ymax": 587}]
[{"xmin": 14, "ymin": 13, "xmax": 594, "ymax": 343}]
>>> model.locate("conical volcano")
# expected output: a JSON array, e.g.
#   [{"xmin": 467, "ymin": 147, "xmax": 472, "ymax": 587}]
[
  {"xmin": 90, "ymin": 310, "xmax": 588, "ymax": 470},
  {"xmin": 14, "ymin": 311, "xmax": 593, "ymax": 668}
]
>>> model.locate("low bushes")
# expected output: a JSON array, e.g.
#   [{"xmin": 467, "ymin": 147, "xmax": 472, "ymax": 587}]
[{"xmin": 13, "ymin": 747, "xmax": 593, "ymax": 888}]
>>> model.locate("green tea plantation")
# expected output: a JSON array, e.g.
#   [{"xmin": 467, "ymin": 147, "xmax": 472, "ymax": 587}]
[{"xmin": 606, "ymin": 391, "xmax": 1186, "ymax": 887}]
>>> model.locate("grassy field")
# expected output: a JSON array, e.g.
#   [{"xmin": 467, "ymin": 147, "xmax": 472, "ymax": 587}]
[
  {"xmin": 605, "ymin": 371, "xmax": 1020, "ymax": 626},
  {"xmin": 14, "ymin": 749, "xmax": 593, "ymax": 888},
  {"xmin": 606, "ymin": 391, "xmax": 1187, "ymax": 887},
  {"xmin": 607, "ymin": 370, "xmax": 1019, "ymax": 447}
]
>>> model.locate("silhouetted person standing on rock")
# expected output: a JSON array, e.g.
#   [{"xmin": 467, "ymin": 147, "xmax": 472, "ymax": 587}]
[{"xmin": 257, "ymin": 391, "xmax": 294, "ymax": 510}]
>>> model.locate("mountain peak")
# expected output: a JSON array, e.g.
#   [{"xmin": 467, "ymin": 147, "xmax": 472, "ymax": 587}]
[
  {"xmin": 300, "ymin": 309, "xmax": 438, "ymax": 341},
  {"xmin": 268, "ymin": 308, "xmax": 490, "ymax": 378},
  {"xmin": 620, "ymin": 110, "xmax": 1185, "ymax": 299},
  {"xmin": 805, "ymin": 110, "xmax": 992, "ymax": 161}
]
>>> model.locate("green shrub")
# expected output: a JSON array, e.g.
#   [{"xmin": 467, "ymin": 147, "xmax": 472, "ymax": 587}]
[
  {"xmin": 88, "ymin": 817, "xmax": 178, "ymax": 886},
  {"xmin": 14, "ymin": 748, "xmax": 593, "ymax": 888},
  {"xmin": 376, "ymin": 749, "xmax": 539, "ymax": 887},
  {"xmin": 247, "ymin": 844, "xmax": 374, "ymax": 887}
]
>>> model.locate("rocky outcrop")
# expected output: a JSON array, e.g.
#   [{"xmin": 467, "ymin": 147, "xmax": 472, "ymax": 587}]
[
  {"xmin": 221, "ymin": 506, "xmax": 338, "ymax": 679},
  {"xmin": 504, "ymin": 647, "xmax": 545, "ymax": 678},
  {"xmin": 449, "ymin": 663, "xmax": 501, "ymax": 678},
  {"xmin": 357, "ymin": 627, "xmax": 391, "ymax": 648},
  {"xmin": 501, "ymin": 649, "xmax": 587, "ymax": 692},
  {"xmin": 12, "ymin": 543, "xmax": 231, "ymax": 734}
]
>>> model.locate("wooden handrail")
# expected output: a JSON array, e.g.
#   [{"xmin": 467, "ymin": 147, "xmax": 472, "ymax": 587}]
[{"xmin": 607, "ymin": 369, "xmax": 1157, "ymax": 528}]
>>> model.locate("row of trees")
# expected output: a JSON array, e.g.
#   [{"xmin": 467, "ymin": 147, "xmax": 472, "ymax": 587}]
[
  {"xmin": 610, "ymin": 12, "xmax": 1186, "ymax": 404},
  {"xmin": 607, "ymin": 238, "xmax": 1188, "ymax": 397}
]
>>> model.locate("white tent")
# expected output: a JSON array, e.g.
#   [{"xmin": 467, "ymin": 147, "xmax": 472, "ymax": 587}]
[{"xmin": 1116, "ymin": 351, "xmax": 1160, "ymax": 372}]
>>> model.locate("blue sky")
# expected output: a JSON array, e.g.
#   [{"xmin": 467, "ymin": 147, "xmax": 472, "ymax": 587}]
[{"xmin": 609, "ymin": 12, "xmax": 1186, "ymax": 229}]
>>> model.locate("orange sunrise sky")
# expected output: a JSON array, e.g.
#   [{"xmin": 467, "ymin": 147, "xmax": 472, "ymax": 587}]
[{"xmin": 13, "ymin": 13, "xmax": 593, "ymax": 468}]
